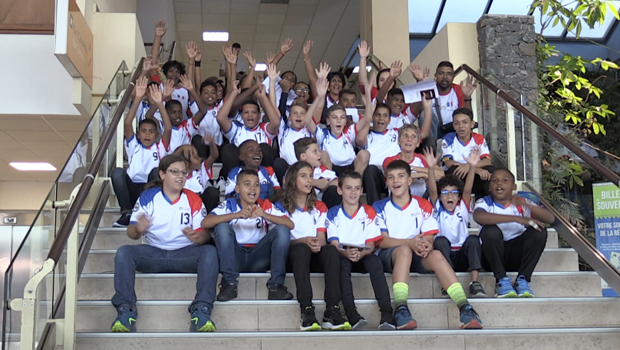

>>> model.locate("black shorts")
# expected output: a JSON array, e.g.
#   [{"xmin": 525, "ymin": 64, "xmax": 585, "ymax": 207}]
[{"xmin": 378, "ymin": 246, "xmax": 431, "ymax": 274}]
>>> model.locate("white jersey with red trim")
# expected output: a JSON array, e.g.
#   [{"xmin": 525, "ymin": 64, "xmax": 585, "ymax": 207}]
[
  {"xmin": 125, "ymin": 135, "xmax": 168, "ymax": 183},
  {"xmin": 315, "ymin": 125, "xmax": 357, "ymax": 166},
  {"xmin": 130, "ymin": 188, "xmax": 206, "ymax": 250},
  {"xmin": 274, "ymin": 201, "xmax": 328, "ymax": 240},
  {"xmin": 194, "ymin": 103, "xmax": 224, "ymax": 146},
  {"xmin": 313, "ymin": 165, "xmax": 337, "ymax": 199},
  {"xmin": 224, "ymin": 121, "xmax": 276, "ymax": 146},
  {"xmin": 225, "ymin": 166, "xmax": 280, "ymax": 200},
  {"xmin": 373, "ymin": 196, "xmax": 439, "ymax": 239},
  {"xmin": 441, "ymin": 132, "xmax": 490, "ymax": 169},
  {"xmin": 169, "ymin": 119, "xmax": 199, "ymax": 151},
  {"xmin": 387, "ymin": 107, "xmax": 417, "ymax": 130},
  {"xmin": 433, "ymin": 84, "xmax": 465, "ymax": 125},
  {"xmin": 382, "ymin": 153, "xmax": 428, "ymax": 197},
  {"xmin": 364, "ymin": 129, "xmax": 401, "ymax": 168},
  {"xmin": 211, "ymin": 198, "xmax": 287, "ymax": 245},
  {"xmin": 278, "ymin": 121, "xmax": 313, "ymax": 165},
  {"xmin": 326, "ymin": 204, "xmax": 382, "ymax": 247},
  {"xmin": 170, "ymin": 86, "xmax": 191, "ymax": 120},
  {"xmin": 474, "ymin": 196, "xmax": 533, "ymax": 241},
  {"xmin": 184, "ymin": 160, "xmax": 214, "ymax": 194},
  {"xmin": 435, "ymin": 199, "xmax": 472, "ymax": 249}
]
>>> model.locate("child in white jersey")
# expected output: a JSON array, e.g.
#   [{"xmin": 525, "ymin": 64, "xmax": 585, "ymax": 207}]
[
  {"xmin": 112, "ymin": 77, "xmax": 172, "ymax": 227},
  {"xmin": 110, "ymin": 154, "xmax": 218, "ymax": 333},
  {"xmin": 275, "ymin": 161, "xmax": 349, "ymax": 331},
  {"xmin": 327, "ymin": 171, "xmax": 395, "ymax": 330},
  {"xmin": 473, "ymin": 169, "xmax": 555, "ymax": 298},
  {"xmin": 226, "ymin": 139, "xmax": 282, "ymax": 202},
  {"xmin": 425, "ymin": 146, "xmax": 486, "ymax": 298},
  {"xmin": 293, "ymin": 137, "xmax": 341, "ymax": 208},
  {"xmin": 375, "ymin": 160, "xmax": 483, "ymax": 330},
  {"xmin": 203, "ymin": 169, "xmax": 295, "ymax": 302},
  {"xmin": 173, "ymin": 142, "xmax": 219, "ymax": 213}
]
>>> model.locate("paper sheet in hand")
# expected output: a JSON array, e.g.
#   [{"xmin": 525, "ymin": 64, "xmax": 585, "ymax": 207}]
[
  {"xmin": 401, "ymin": 80, "xmax": 439, "ymax": 104},
  {"xmin": 338, "ymin": 243, "xmax": 371, "ymax": 250}
]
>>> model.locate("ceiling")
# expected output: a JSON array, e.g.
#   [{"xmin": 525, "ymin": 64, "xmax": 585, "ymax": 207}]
[
  {"xmin": 173, "ymin": 0, "xmax": 360, "ymax": 81},
  {"xmin": 0, "ymin": 115, "xmax": 88, "ymax": 182}
]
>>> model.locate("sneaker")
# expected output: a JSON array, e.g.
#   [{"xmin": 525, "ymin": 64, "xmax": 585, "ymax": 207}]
[
  {"xmin": 110, "ymin": 304, "xmax": 137, "ymax": 332},
  {"xmin": 267, "ymin": 284, "xmax": 293, "ymax": 300},
  {"xmin": 322, "ymin": 305, "xmax": 352, "ymax": 330},
  {"xmin": 112, "ymin": 212, "xmax": 131, "ymax": 227},
  {"xmin": 495, "ymin": 276, "xmax": 517, "ymax": 298},
  {"xmin": 459, "ymin": 305, "xmax": 483, "ymax": 329},
  {"xmin": 300, "ymin": 306, "xmax": 321, "ymax": 331},
  {"xmin": 378, "ymin": 310, "xmax": 396, "ymax": 330},
  {"xmin": 469, "ymin": 281, "xmax": 487, "ymax": 298},
  {"xmin": 514, "ymin": 275, "xmax": 534, "ymax": 298},
  {"xmin": 439, "ymin": 287, "xmax": 450, "ymax": 298},
  {"xmin": 393, "ymin": 305, "xmax": 417, "ymax": 330},
  {"xmin": 216, "ymin": 283, "xmax": 238, "ymax": 302},
  {"xmin": 190, "ymin": 306, "xmax": 216, "ymax": 332},
  {"xmin": 347, "ymin": 309, "xmax": 368, "ymax": 330}
]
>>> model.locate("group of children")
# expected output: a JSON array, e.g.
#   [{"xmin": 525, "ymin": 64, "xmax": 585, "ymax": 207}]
[{"xmin": 109, "ymin": 20, "xmax": 556, "ymax": 333}]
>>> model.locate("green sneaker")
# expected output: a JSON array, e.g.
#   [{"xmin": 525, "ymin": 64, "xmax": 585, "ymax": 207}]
[
  {"xmin": 110, "ymin": 304, "xmax": 137, "ymax": 332},
  {"xmin": 190, "ymin": 306, "xmax": 216, "ymax": 332}
]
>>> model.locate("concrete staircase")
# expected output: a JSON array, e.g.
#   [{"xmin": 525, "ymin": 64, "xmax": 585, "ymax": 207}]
[{"xmin": 74, "ymin": 194, "xmax": 620, "ymax": 349}]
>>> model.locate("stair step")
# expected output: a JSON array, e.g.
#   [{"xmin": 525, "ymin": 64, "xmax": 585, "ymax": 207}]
[
  {"xmin": 75, "ymin": 328, "xmax": 620, "ymax": 350},
  {"xmin": 89, "ymin": 227, "xmax": 559, "ymax": 250},
  {"xmin": 75, "ymin": 298, "xmax": 620, "ymax": 332},
  {"xmin": 77, "ymin": 271, "xmax": 601, "ymax": 301},
  {"xmin": 82, "ymin": 247, "xmax": 577, "ymax": 274}
]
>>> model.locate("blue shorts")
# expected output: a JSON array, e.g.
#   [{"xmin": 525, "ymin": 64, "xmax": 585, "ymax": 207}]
[{"xmin": 378, "ymin": 246, "xmax": 431, "ymax": 274}]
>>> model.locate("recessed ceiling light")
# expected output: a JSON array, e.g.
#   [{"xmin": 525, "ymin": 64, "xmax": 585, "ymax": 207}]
[
  {"xmin": 10, "ymin": 162, "xmax": 57, "ymax": 171},
  {"xmin": 202, "ymin": 31, "xmax": 229, "ymax": 42},
  {"xmin": 255, "ymin": 63, "xmax": 267, "ymax": 72},
  {"xmin": 352, "ymin": 66, "xmax": 372, "ymax": 73}
]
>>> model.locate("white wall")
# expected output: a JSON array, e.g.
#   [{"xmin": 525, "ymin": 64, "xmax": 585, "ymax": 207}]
[
  {"xmin": 136, "ymin": 0, "xmax": 177, "ymax": 60},
  {"xmin": 0, "ymin": 35, "xmax": 80, "ymax": 116}
]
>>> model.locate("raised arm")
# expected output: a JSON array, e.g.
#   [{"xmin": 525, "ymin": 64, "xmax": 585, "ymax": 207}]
[
  {"xmin": 216, "ymin": 83, "xmax": 240, "ymax": 132},
  {"xmin": 462, "ymin": 147, "xmax": 481, "ymax": 206},
  {"xmin": 125, "ymin": 76, "xmax": 148, "ymax": 141},
  {"xmin": 151, "ymin": 20, "xmax": 167, "ymax": 63},
  {"xmin": 150, "ymin": 84, "xmax": 171, "ymax": 148},
  {"xmin": 203, "ymin": 135, "xmax": 219, "ymax": 170},
  {"xmin": 423, "ymin": 147, "xmax": 440, "ymax": 206},
  {"xmin": 357, "ymin": 40, "xmax": 371, "ymax": 92},
  {"xmin": 420, "ymin": 92, "xmax": 433, "ymax": 140},
  {"xmin": 185, "ymin": 41, "xmax": 198, "ymax": 97},
  {"xmin": 460, "ymin": 74, "xmax": 478, "ymax": 110},
  {"xmin": 302, "ymin": 40, "xmax": 318, "ymax": 98},
  {"xmin": 266, "ymin": 63, "xmax": 280, "ymax": 110},
  {"xmin": 240, "ymin": 52, "xmax": 256, "ymax": 89},
  {"xmin": 355, "ymin": 71, "xmax": 376, "ymax": 147},
  {"xmin": 376, "ymin": 60, "xmax": 402, "ymax": 103},
  {"xmin": 222, "ymin": 44, "xmax": 237, "ymax": 96},
  {"xmin": 180, "ymin": 75, "xmax": 207, "ymax": 125},
  {"xmin": 305, "ymin": 77, "xmax": 328, "ymax": 135},
  {"xmin": 408, "ymin": 62, "xmax": 430, "ymax": 83},
  {"xmin": 194, "ymin": 49, "xmax": 202, "ymax": 91},
  {"xmin": 255, "ymin": 84, "xmax": 281, "ymax": 135},
  {"xmin": 274, "ymin": 38, "xmax": 293, "ymax": 66}
]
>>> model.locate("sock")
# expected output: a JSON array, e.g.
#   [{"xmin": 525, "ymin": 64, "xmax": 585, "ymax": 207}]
[
  {"xmin": 447, "ymin": 282, "xmax": 469, "ymax": 309},
  {"xmin": 393, "ymin": 282, "xmax": 409, "ymax": 307}
]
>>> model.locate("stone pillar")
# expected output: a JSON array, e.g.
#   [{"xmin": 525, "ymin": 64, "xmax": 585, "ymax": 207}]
[{"xmin": 476, "ymin": 15, "xmax": 541, "ymax": 191}]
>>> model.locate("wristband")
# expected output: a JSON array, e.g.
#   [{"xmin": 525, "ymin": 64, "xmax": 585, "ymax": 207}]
[
  {"xmin": 195, "ymin": 61, "xmax": 201, "ymax": 67},
  {"xmin": 464, "ymin": 98, "xmax": 472, "ymax": 102}
]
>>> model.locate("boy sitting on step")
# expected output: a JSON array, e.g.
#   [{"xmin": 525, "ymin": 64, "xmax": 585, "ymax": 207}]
[
  {"xmin": 424, "ymin": 146, "xmax": 486, "ymax": 298},
  {"xmin": 473, "ymin": 169, "xmax": 555, "ymax": 298},
  {"xmin": 327, "ymin": 171, "xmax": 395, "ymax": 330},
  {"xmin": 375, "ymin": 160, "xmax": 483, "ymax": 330},
  {"xmin": 202, "ymin": 169, "xmax": 295, "ymax": 302}
]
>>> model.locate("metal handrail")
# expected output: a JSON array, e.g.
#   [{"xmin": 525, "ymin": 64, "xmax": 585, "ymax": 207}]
[
  {"xmin": 46, "ymin": 58, "xmax": 144, "ymax": 263},
  {"xmin": 455, "ymin": 63, "xmax": 620, "ymax": 188}
]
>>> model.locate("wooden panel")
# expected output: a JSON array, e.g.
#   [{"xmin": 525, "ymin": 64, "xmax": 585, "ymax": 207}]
[{"xmin": 0, "ymin": 0, "xmax": 54, "ymax": 34}]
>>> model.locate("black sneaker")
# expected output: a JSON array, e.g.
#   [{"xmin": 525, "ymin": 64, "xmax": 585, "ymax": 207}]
[
  {"xmin": 267, "ymin": 284, "xmax": 293, "ymax": 300},
  {"xmin": 469, "ymin": 281, "xmax": 487, "ymax": 298},
  {"xmin": 322, "ymin": 305, "xmax": 351, "ymax": 330},
  {"xmin": 347, "ymin": 309, "xmax": 368, "ymax": 330},
  {"xmin": 216, "ymin": 283, "xmax": 238, "ymax": 302},
  {"xmin": 378, "ymin": 310, "xmax": 396, "ymax": 330},
  {"xmin": 113, "ymin": 212, "xmax": 131, "ymax": 227},
  {"xmin": 439, "ymin": 287, "xmax": 450, "ymax": 298},
  {"xmin": 300, "ymin": 306, "xmax": 321, "ymax": 331}
]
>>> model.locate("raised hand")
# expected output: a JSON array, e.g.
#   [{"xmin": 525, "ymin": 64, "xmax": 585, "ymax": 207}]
[
  {"xmin": 302, "ymin": 40, "xmax": 313, "ymax": 59},
  {"xmin": 222, "ymin": 44, "xmax": 237, "ymax": 64},
  {"xmin": 461, "ymin": 74, "xmax": 478, "ymax": 98},
  {"xmin": 265, "ymin": 52, "xmax": 276, "ymax": 66},
  {"xmin": 155, "ymin": 20, "xmax": 167, "ymax": 37},
  {"xmin": 136, "ymin": 213, "xmax": 152, "ymax": 234},
  {"xmin": 464, "ymin": 146, "xmax": 481, "ymax": 167},
  {"xmin": 255, "ymin": 83, "xmax": 266, "ymax": 97},
  {"xmin": 422, "ymin": 146, "xmax": 438, "ymax": 167},
  {"xmin": 179, "ymin": 74, "xmax": 193, "ymax": 91},
  {"xmin": 143, "ymin": 54, "xmax": 155, "ymax": 72},
  {"xmin": 315, "ymin": 62, "xmax": 331, "ymax": 80},
  {"xmin": 280, "ymin": 38, "xmax": 293, "ymax": 55},
  {"xmin": 315, "ymin": 77, "xmax": 329, "ymax": 97},
  {"xmin": 390, "ymin": 60, "xmax": 403, "ymax": 79},
  {"xmin": 358, "ymin": 40, "xmax": 370, "ymax": 58},
  {"xmin": 243, "ymin": 52, "xmax": 256, "ymax": 70},
  {"xmin": 162, "ymin": 79, "xmax": 174, "ymax": 100},
  {"xmin": 149, "ymin": 84, "xmax": 163, "ymax": 104},
  {"xmin": 185, "ymin": 41, "xmax": 198, "ymax": 60},
  {"xmin": 279, "ymin": 77, "xmax": 293, "ymax": 92},
  {"xmin": 135, "ymin": 76, "xmax": 148, "ymax": 98},
  {"xmin": 195, "ymin": 49, "xmax": 202, "ymax": 62},
  {"xmin": 423, "ymin": 67, "xmax": 431, "ymax": 81},
  {"xmin": 408, "ymin": 62, "xmax": 424, "ymax": 81},
  {"xmin": 266, "ymin": 63, "xmax": 280, "ymax": 80},
  {"xmin": 421, "ymin": 91, "xmax": 433, "ymax": 108}
]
